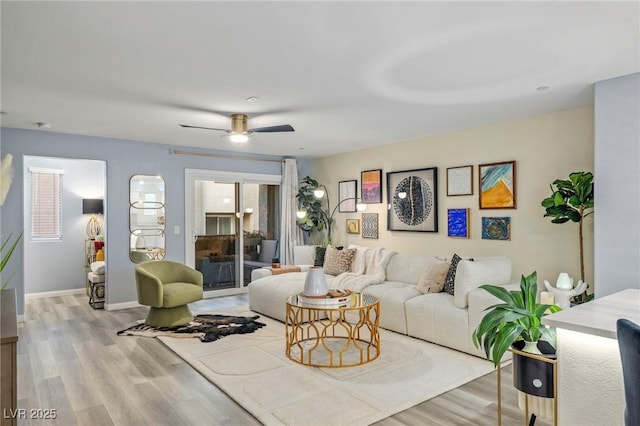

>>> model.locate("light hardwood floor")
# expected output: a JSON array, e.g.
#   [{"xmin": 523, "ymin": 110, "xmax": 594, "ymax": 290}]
[{"xmin": 16, "ymin": 293, "xmax": 550, "ymax": 426}]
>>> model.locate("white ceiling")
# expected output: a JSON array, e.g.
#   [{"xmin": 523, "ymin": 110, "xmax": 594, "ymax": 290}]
[{"xmin": 1, "ymin": 1, "xmax": 638, "ymax": 159}]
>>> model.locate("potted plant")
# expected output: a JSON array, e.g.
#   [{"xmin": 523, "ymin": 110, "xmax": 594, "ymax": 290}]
[
  {"xmin": 1, "ymin": 153, "xmax": 22, "ymax": 291},
  {"xmin": 541, "ymin": 171, "xmax": 594, "ymax": 302},
  {"xmin": 472, "ymin": 271, "xmax": 561, "ymax": 368},
  {"xmin": 295, "ymin": 176, "xmax": 329, "ymax": 235},
  {"xmin": 1, "ymin": 233, "xmax": 22, "ymax": 291}
]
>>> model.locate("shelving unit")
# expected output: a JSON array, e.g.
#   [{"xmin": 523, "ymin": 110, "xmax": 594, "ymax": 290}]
[
  {"xmin": 1, "ymin": 290, "xmax": 18, "ymax": 426},
  {"xmin": 84, "ymin": 239, "xmax": 96, "ymax": 296}
]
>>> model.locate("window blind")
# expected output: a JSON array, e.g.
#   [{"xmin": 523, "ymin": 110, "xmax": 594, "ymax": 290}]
[{"xmin": 29, "ymin": 167, "xmax": 64, "ymax": 240}]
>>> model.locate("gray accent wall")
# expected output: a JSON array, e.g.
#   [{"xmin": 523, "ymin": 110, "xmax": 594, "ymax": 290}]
[
  {"xmin": 594, "ymin": 73, "xmax": 640, "ymax": 297},
  {"xmin": 1, "ymin": 127, "xmax": 310, "ymax": 315}
]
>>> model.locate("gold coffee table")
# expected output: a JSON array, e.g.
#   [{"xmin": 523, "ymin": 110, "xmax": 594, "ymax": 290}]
[{"xmin": 285, "ymin": 292, "xmax": 380, "ymax": 368}]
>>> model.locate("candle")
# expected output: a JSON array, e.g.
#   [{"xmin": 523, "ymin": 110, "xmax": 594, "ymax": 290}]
[
  {"xmin": 556, "ymin": 272, "xmax": 574, "ymax": 289},
  {"xmin": 540, "ymin": 291, "xmax": 555, "ymax": 305}
]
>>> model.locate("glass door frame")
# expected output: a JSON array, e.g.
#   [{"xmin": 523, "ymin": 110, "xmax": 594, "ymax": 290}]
[{"xmin": 185, "ymin": 168, "xmax": 281, "ymax": 297}]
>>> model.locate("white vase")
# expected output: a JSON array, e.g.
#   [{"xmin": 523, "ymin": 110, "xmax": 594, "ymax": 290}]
[
  {"xmin": 303, "ymin": 266, "xmax": 328, "ymax": 297},
  {"xmin": 522, "ymin": 340, "xmax": 542, "ymax": 355}
]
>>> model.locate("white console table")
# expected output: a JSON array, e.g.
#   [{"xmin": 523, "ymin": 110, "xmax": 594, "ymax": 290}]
[{"xmin": 541, "ymin": 288, "xmax": 640, "ymax": 426}]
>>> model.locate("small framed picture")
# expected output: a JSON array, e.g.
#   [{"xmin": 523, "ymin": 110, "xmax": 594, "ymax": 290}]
[
  {"xmin": 482, "ymin": 217, "xmax": 511, "ymax": 240},
  {"xmin": 361, "ymin": 213, "xmax": 379, "ymax": 239},
  {"xmin": 346, "ymin": 219, "xmax": 360, "ymax": 234},
  {"xmin": 338, "ymin": 180, "xmax": 357, "ymax": 212},
  {"xmin": 447, "ymin": 165, "xmax": 473, "ymax": 196},
  {"xmin": 361, "ymin": 169, "xmax": 382, "ymax": 204},
  {"xmin": 479, "ymin": 161, "xmax": 516, "ymax": 209},
  {"xmin": 448, "ymin": 208, "xmax": 470, "ymax": 238}
]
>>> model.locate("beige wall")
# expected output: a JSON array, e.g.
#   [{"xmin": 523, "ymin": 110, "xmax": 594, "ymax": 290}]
[{"xmin": 311, "ymin": 106, "xmax": 595, "ymax": 290}]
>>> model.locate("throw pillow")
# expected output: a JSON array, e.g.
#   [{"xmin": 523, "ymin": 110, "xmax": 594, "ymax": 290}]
[
  {"xmin": 443, "ymin": 254, "xmax": 473, "ymax": 295},
  {"xmin": 323, "ymin": 245, "xmax": 356, "ymax": 276},
  {"xmin": 90, "ymin": 261, "xmax": 105, "ymax": 275},
  {"xmin": 416, "ymin": 258, "xmax": 450, "ymax": 294},
  {"xmin": 314, "ymin": 246, "xmax": 327, "ymax": 267}
]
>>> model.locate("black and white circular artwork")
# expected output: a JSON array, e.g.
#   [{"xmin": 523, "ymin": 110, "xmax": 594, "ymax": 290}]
[{"xmin": 393, "ymin": 176, "xmax": 433, "ymax": 226}]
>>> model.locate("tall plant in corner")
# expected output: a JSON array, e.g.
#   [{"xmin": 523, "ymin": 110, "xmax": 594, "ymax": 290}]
[
  {"xmin": 541, "ymin": 171, "xmax": 594, "ymax": 302},
  {"xmin": 0, "ymin": 153, "xmax": 23, "ymax": 291}
]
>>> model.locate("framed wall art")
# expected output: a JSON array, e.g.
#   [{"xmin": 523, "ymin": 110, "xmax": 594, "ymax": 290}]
[
  {"xmin": 338, "ymin": 180, "xmax": 357, "ymax": 212},
  {"xmin": 447, "ymin": 165, "xmax": 473, "ymax": 196},
  {"xmin": 387, "ymin": 167, "xmax": 438, "ymax": 232},
  {"xmin": 361, "ymin": 169, "xmax": 382, "ymax": 204},
  {"xmin": 447, "ymin": 208, "xmax": 470, "ymax": 238},
  {"xmin": 482, "ymin": 217, "xmax": 511, "ymax": 240},
  {"xmin": 361, "ymin": 213, "xmax": 378, "ymax": 239},
  {"xmin": 479, "ymin": 161, "xmax": 516, "ymax": 209},
  {"xmin": 346, "ymin": 218, "xmax": 360, "ymax": 234}
]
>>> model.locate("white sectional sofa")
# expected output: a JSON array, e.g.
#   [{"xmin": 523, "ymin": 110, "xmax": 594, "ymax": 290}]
[{"xmin": 248, "ymin": 246, "xmax": 517, "ymax": 358}]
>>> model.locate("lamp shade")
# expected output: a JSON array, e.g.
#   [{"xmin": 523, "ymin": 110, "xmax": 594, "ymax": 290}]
[{"xmin": 83, "ymin": 198, "xmax": 104, "ymax": 214}]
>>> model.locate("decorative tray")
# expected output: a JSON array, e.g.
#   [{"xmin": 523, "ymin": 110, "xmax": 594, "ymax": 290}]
[{"xmin": 297, "ymin": 290, "xmax": 352, "ymax": 307}]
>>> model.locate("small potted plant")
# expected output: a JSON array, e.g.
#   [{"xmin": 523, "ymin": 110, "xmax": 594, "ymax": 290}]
[{"xmin": 472, "ymin": 271, "xmax": 561, "ymax": 367}]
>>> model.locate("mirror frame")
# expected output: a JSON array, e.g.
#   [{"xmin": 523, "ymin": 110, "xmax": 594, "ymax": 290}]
[{"xmin": 129, "ymin": 174, "xmax": 166, "ymax": 263}]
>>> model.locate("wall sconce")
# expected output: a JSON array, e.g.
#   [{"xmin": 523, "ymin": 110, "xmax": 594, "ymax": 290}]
[{"xmin": 83, "ymin": 198, "xmax": 104, "ymax": 239}]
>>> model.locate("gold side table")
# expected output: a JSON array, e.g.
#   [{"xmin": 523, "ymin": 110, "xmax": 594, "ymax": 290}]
[
  {"xmin": 285, "ymin": 293, "xmax": 380, "ymax": 368},
  {"xmin": 497, "ymin": 346, "xmax": 558, "ymax": 426}
]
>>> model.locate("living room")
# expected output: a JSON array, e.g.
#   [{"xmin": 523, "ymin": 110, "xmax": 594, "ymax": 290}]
[{"xmin": 1, "ymin": 2, "xmax": 639, "ymax": 426}]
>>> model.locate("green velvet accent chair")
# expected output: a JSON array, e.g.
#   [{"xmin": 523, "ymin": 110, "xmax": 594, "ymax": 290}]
[{"xmin": 135, "ymin": 260, "xmax": 204, "ymax": 327}]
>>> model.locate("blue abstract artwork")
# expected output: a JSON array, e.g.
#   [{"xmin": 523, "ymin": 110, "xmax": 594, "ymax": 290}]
[
  {"xmin": 447, "ymin": 208, "xmax": 469, "ymax": 238},
  {"xmin": 482, "ymin": 217, "xmax": 511, "ymax": 240}
]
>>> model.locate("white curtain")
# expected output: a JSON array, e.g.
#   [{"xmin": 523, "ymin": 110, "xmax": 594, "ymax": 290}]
[{"xmin": 280, "ymin": 158, "xmax": 303, "ymax": 264}]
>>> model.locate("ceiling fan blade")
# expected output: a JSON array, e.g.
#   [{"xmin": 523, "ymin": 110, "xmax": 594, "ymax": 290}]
[
  {"xmin": 179, "ymin": 124, "xmax": 230, "ymax": 132},
  {"xmin": 248, "ymin": 124, "xmax": 294, "ymax": 133}
]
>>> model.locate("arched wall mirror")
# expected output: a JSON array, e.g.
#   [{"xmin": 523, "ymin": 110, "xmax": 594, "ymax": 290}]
[{"xmin": 130, "ymin": 175, "xmax": 166, "ymax": 262}]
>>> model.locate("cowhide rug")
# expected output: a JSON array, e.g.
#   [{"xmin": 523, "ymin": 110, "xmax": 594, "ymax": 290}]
[{"xmin": 117, "ymin": 314, "xmax": 266, "ymax": 342}]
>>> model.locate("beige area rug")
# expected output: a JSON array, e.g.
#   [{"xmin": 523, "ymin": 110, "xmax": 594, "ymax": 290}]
[{"xmin": 159, "ymin": 309, "xmax": 496, "ymax": 426}]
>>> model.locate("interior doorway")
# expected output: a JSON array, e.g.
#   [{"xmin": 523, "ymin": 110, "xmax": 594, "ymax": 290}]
[{"xmin": 23, "ymin": 156, "xmax": 106, "ymax": 295}]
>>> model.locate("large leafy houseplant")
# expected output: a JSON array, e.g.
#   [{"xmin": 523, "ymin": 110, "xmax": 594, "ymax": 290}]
[
  {"xmin": 541, "ymin": 171, "xmax": 594, "ymax": 302},
  {"xmin": 472, "ymin": 271, "xmax": 561, "ymax": 367},
  {"xmin": 295, "ymin": 176, "xmax": 329, "ymax": 234}
]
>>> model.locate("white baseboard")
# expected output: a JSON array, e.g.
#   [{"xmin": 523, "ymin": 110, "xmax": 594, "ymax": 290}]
[
  {"xmin": 106, "ymin": 300, "xmax": 141, "ymax": 311},
  {"xmin": 25, "ymin": 288, "xmax": 86, "ymax": 299}
]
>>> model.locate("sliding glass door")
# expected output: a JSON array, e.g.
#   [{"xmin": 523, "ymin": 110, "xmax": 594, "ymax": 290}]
[{"xmin": 185, "ymin": 169, "xmax": 281, "ymax": 296}]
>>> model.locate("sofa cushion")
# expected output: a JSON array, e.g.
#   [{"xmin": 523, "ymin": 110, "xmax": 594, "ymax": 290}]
[
  {"xmin": 443, "ymin": 254, "xmax": 473, "ymax": 295},
  {"xmin": 416, "ymin": 258, "xmax": 450, "ymax": 294},
  {"xmin": 454, "ymin": 257, "xmax": 512, "ymax": 308},
  {"xmin": 293, "ymin": 245, "xmax": 315, "ymax": 265},
  {"xmin": 348, "ymin": 244, "xmax": 367, "ymax": 275},
  {"xmin": 248, "ymin": 272, "xmax": 336, "ymax": 321},
  {"xmin": 363, "ymin": 281, "xmax": 420, "ymax": 334},
  {"xmin": 386, "ymin": 254, "xmax": 441, "ymax": 285},
  {"xmin": 323, "ymin": 245, "xmax": 356, "ymax": 275}
]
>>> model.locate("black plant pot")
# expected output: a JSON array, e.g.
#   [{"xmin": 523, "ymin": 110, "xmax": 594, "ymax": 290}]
[{"xmin": 512, "ymin": 340, "xmax": 556, "ymax": 398}]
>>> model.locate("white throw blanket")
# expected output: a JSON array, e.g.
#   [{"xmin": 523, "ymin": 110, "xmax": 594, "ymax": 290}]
[{"xmin": 332, "ymin": 247, "xmax": 396, "ymax": 292}]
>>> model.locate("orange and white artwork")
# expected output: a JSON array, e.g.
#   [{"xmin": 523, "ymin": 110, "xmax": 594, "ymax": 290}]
[{"xmin": 479, "ymin": 161, "xmax": 516, "ymax": 209}]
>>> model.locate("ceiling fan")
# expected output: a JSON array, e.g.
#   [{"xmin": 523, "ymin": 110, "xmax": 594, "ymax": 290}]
[{"xmin": 180, "ymin": 113, "xmax": 294, "ymax": 143}]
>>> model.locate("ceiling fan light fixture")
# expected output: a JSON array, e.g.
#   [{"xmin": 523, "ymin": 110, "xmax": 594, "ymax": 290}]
[{"xmin": 229, "ymin": 132, "xmax": 249, "ymax": 143}]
